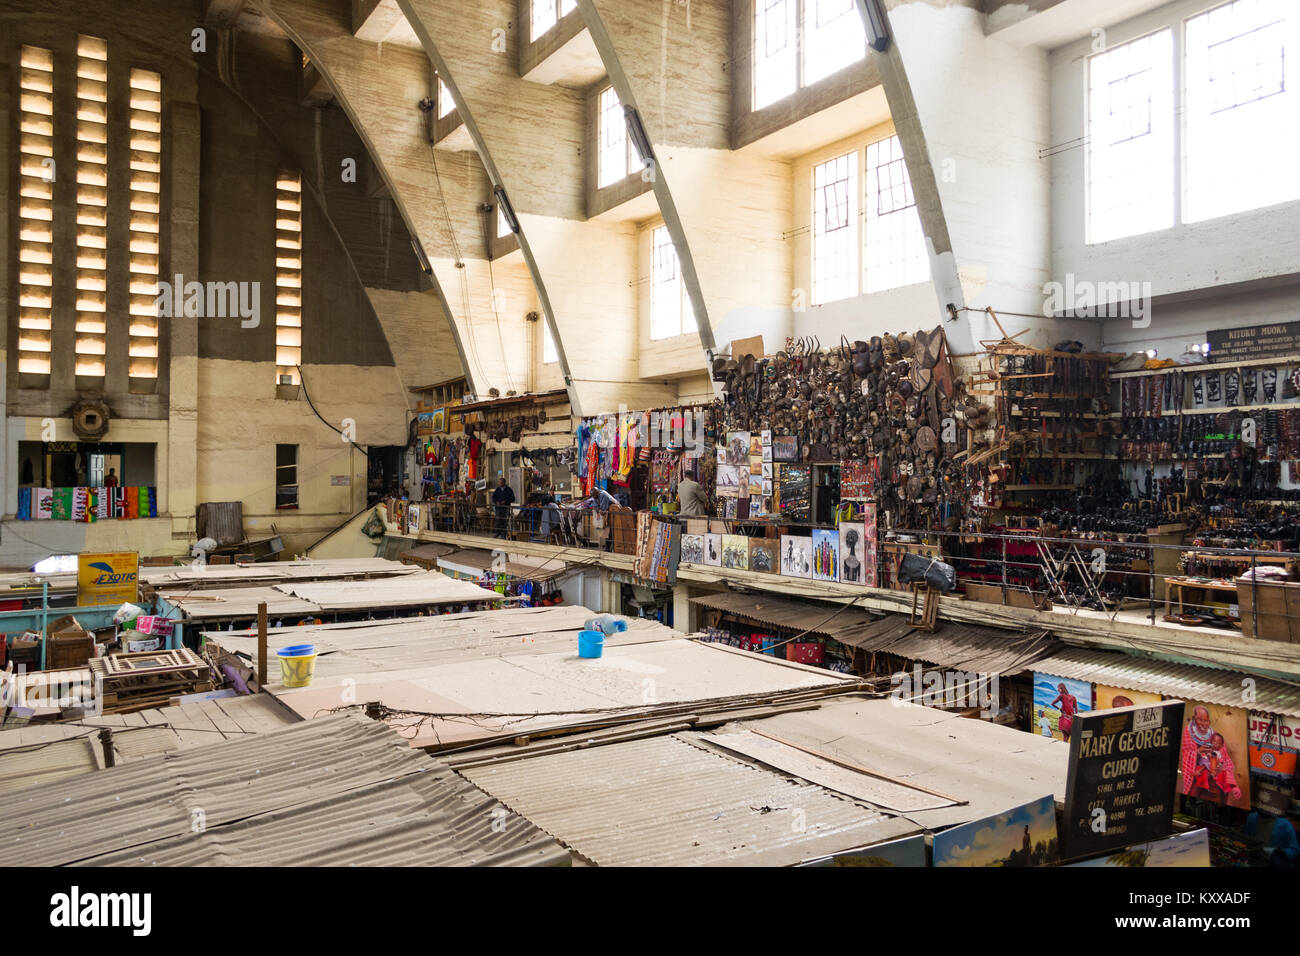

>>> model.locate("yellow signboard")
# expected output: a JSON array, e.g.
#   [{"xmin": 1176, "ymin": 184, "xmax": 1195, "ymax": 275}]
[{"xmin": 77, "ymin": 552, "xmax": 139, "ymax": 605}]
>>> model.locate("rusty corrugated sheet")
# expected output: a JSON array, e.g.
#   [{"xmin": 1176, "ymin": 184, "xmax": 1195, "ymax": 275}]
[
  {"xmin": 196, "ymin": 501, "xmax": 244, "ymax": 546},
  {"xmin": 0, "ymin": 714, "xmax": 566, "ymax": 866},
  {"xmin": 1032, "ymin": 649, "xmax": 1300, "ymax": 717},
  {"xmin": 690, "ymin": 592, "xmax": 1059, "ymax": 675}
]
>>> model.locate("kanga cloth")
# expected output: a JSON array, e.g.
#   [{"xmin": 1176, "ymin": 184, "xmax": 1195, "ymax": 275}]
[
  {"xmin": 35, "ymin": 487, "xmax": 53, "ymax": 519},
  {"xmin": 94, "ymin": 489, "xmax": 109, "ymax": 522},
  {"xmin": 143, "ymin": 486, "xmax": 158, "ymax": 518},
  {"xmin": 52, "ymin": 487, "xmax": 73, "ymax": 521},
  {"xmin": 71, "ymin": 487, "xmax": 89, "ymax": 522},
  {"xmin": 108, "ymin": 487, "xmax": 125, "ymax": 518},
  {"xmin": 16, "ymin": 487, "xmax": 31, "ymax": 520},
  {"xmin": 125, "ymin": 486, "xmax": 140, "ymax": 519}
]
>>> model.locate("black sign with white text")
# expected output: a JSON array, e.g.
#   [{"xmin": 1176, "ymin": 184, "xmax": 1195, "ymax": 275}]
[
  {"xmin": 1061, "ymin": 700, "xmax": 1185, "ymax": 861},
  {"xmin": 1207, "ymin": 321, "xmax": 1300, "ymax": 362}
]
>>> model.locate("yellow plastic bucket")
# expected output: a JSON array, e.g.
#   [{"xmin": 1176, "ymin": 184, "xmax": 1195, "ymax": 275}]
[{"xmin": 275, "ymin": 644, "xmax": 318, "ymax": 688}]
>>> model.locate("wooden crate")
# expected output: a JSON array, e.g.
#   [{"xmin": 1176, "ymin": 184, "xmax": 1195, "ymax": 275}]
[{"xmin": 1236, "ymin": 579, "xmax": 1300, "ymax": 642}]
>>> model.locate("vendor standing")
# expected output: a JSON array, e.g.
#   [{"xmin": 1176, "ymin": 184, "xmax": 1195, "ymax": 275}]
[
  {"xmin": 492, "ymin": 477, "xmax": 515, "ymax": 537},
  {"xmin": 677, "ymin": 474, "xmax": 708, "ymax": 516}
]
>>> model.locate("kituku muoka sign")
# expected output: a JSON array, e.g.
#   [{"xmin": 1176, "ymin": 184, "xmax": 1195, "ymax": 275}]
[{"xmin": 1061, "ymin": 700, "xmax": 1185, "ymax": 860}]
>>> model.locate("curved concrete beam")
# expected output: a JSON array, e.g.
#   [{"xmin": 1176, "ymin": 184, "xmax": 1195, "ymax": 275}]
[
  {"xmin": 578, "ymin": 0, "xmax": 795, "ymax": 372},
  {"xmin": 396, "ymin": 0, "xmax": 680, "ymax": 416},
  {"xmin": 255, "ymin": 0, "xmax": 537, "ymax": 395}
]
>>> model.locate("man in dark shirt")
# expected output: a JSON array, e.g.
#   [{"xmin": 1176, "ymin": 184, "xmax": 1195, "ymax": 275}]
[{"xmin": 492, "ymin": 478, "xmax": 515, "ymax": 537}]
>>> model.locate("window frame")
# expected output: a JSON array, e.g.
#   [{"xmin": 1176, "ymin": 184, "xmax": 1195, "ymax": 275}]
[
  {"xmin": 649, "ymin": 225, "xmax": 696, "ymax": 341},
  {"xmin": 275, "ymin": 444, "xmax": 300, "ymax": 510},
  {"xmin": 810, "ymin": 150, "xmax": 859, "ymax": 306},
  {"xmin": 751, "ymin": 0, "xmax": 866, "ymax": 112}
]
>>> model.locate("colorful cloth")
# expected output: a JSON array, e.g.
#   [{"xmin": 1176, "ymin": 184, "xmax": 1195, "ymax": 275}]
[
  {"xmin": 35, "ymin": 487, "xmax": 53, "ymax": 519},
  {"xmin": 52, "ymin": 487, "xmax": 72, "ymax": 520}
]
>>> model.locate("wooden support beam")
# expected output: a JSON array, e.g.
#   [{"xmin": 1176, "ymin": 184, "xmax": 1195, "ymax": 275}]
[{"xmin": 204, "ymin": 0, "xmax": 248, "ymax": 28}]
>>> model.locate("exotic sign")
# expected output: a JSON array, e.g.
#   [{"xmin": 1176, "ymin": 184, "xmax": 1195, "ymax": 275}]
[
  {"xmin": 77, "ymin": 551, "xmax": 139, "ymax": 606},
  {"xmin": 1061, "ymin": 700, "xmax": 1185, "ymax": 861}
]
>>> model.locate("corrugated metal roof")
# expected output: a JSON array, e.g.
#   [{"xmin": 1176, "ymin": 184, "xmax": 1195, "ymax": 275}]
[
  {"xmin": 142, "ymin": 557, "xmax": 419, "ymax": 588},
  {"xmin": 0, "ymin": 695, "xmax": 297, "ymax": 794},
  {"xmin": 438, "ymin": 548, "xmax": 570, "ymax": 583},
  {"xmin": 0, "ymin": 714, "xmax": 566, "ymax": 866},
  {"xmin": 274, "ymin": 571, "xmax": 505, "ymax": 610},
  {"xmin": 205, "ymin": 606, "xmax": 679, "ymax": 679},
  {"xmin": 1032, "ymin": 649, "xmax": 1300, "ymax": 717},
  {"xmin": 691, "ymin": 591, "xmax": 1059, "ymax": 675},
  {"xmin": 461, "ymin": 733, "xmax": 917, "ymax": 866}
]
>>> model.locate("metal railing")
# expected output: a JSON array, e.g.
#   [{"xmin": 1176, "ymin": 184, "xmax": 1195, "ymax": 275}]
[{"xmin": 398, "ymin": 498, "xmax": 1300, "ymax": 637}]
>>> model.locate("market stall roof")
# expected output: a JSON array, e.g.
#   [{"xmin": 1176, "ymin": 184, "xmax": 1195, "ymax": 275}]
[
  {"xmin": 258, "ymin": 630, "xmax": 860, "ymax": 748},
  {"xmin": 689, "ymin": 592, "xmax": 1060, "ymax": 675},
  {"xmin": 0, "ymin": 694, "xmax": 296, "ymax": 794},
  {"xmin": 162, "ymin": 572, "xmax": 507, "ymax": 620},
  {"xmin": 1031, "ymin": 648, "xmax": 1300, "ymax": 717},
  {"xmin": 450, "ymin": 388, "xmax": 568, "ymax": 415},
  {"xmin": 205, "ymin": 606, "xmax": 677, "ymax": 678},
  {"xmin": 140, "ymin": 557, "xmax": 419, "ymax": 588},
  {"xmin": 437, "ymin": 548, "xmax": 570, "ymax": 583},
  {"xmin": 0, "ymin": 714, "xmax": 566, "ymax": 866},
  {"xmin": 397, "ymin": 542, "xmax": 460, "ymax": 568},
  {"xmin": 454, "ymin": 696, "xmax": 1069, "ymax": 865},
  {"xmin": 460, "ymin": 732, "xmax": 914, "ymax": 866},
  {"xmin": 705, "ymin": 697, "xmax": 1070, "ymax": 831}
]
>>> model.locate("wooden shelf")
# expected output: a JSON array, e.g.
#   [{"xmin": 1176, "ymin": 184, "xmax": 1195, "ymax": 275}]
[{"xmin": 1110, "ymin": 352, "xmax": 1300, "ymax": 378}]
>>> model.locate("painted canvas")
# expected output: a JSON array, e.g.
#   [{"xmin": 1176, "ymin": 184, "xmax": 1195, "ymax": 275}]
[
  {"xmin": 933, "ymin": 794, "xmax": 1059, "ymax": 867},
  {"xmin": 1068, "ymin": 829, "xmax": 1211, "ymax": 868},
  {"xmin": 1032, "ymin": 673, "xmax": 1093, "ymax": 743},
  {"xmin": 704, "ymin": 533, "xmax": 722, "ymax": 567},
  {"xmin": 721, "ymin": 534, "xmax": 749, "ymax": 571},
  {"xmin": 772, "ymin": 436, "xmax": 799, "ymax": 462},
  {"xmin": 1095, "ymin": 684, "xmax": 1163, "ymax": 711},
  {"xmin": 680, "ymin": 533, "xmax": 705, "ymax": 565},
  {"xmin": 780, "ymin": 535, "xmax": 812, "ymax": 578},
  {"xmin": 1179, "ymin": 701, "xmax": 1251, "ymax": 810},
  {"xmin": 725, "ymin": 431, "xmax": 750, "ymax": 466},
  {"xmin": 749, "ymin": 538, "xmax": 778, "ymax": 574},
  {"xmin": 800, "ymin": 835, "xmax": 927, "ymax": 868},
  {"xmin": 837, "ymin": 521, "xmax": 867, "ymax": 586},
  {"xmin": 811, "ymin": 529, "xmax": 839, "ymax": 582},
  {"xmin": 715, "ymin": 463, "xmax": 743, "ymax": 497}
]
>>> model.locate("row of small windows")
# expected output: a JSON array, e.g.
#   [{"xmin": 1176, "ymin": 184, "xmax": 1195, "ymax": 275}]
[
  {"xmin": 16, "ymin": 39, "xmax": 162, "ymax": 385},
  {"xmin": 1086, "ymin": 0, "xmax": 1299, "ymax": 244}
]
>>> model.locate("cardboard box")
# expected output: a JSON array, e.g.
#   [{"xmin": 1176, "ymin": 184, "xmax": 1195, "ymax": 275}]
[{"xmin": 132, "ymin": 615, "xmax": 174, "ymax": 638}]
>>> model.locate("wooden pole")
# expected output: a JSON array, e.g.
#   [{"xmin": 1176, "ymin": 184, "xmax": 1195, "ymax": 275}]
[{"xmin": 257, "ymin": 601, "xmax": 268, "ymax": 687}]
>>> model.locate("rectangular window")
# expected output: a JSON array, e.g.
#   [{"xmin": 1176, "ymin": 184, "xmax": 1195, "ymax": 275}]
[
  {"xmin": 128, "ymin": 67, "xmax": 163, "ymax": 383},
  {"xmin": 543, "ymin": 321, "xmax": 557, "ymax": 364},
  {"xmin": 1086, "ymin": 29, "xmax": 1175, "ymax": 243},
  {"xmin": 803, "ymin": 0, "xmax": 866, "ymax": 87},
  {"xmin": 75, "ymin": 36, "xmax": 109, "ymax": 379},
  {"xmin": 597, "ymin": 86, "xmax": 635, "ymax": 188},
  {"xmin": 276, "ymin": 444, "xmax": 299, "ymax": 510},
  {"xmin": 497, "ymin": 204, "xmax": 511, "ymax": 238},
  {"xmin": 863, "ymin": 135, "xmax": 929, "ymax": 293},
  {"xmin": 275, "ymin": 171, "xmax": 303, "ymax": 385},
  {"xmin": 811, "ymin": 151, "xmax": 858, "ymax": 304},
  {"xmin": 17, "ymin": 45, "xmax": 55, "ymax": 380},
  {"xmin": 438, "ymin": 77, "xmax": 456, "ymax": 119},
  {"xmin": 753, "ymin": 0, "xmax": 798, "ymax": 109},
  {"xmin": 531, "ymin": 0, "xmax": 577, "ymax": 42},
  {"xmin": 1184, "ymin": 0, "xmax": 1299, "ymax": 223},
  {"xmin": 650, "ymin": 226, "xmax": 696, "ymax": 340}
]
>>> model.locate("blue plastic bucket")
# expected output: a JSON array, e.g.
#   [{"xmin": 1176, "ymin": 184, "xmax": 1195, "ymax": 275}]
[{"xmin": 578, "ymin": 629, "xmax": 604, "ymax": 659}]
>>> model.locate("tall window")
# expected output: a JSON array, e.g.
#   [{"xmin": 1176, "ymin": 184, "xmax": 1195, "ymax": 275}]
[
  {"xmin": 1184, "ymin": 0, "xmax": 1299, "ymax": 222},
  {"xmin": 863, "ymin": 135, "xmax": 928, "ymax": 293},
  {"xmin": 497, "ymin": 204, "xmax": 511, "ymax": 238},
  {"xmin": 275, "ymin": 171, "xmax": 303, "ymax": 385},
  {"xmin": 803, "ymin": 0, "xmax": 867, "ymax": 87},
  {"xmin": 811, "ymin": 152, "xmax": 857, "ymax": 304},
  {"xmin": 276, "ymin": 444, "xmax": 299, "ymax": 510},
  {"xmin": 597, "ymin": 85, "xmax": 636, "ymax": 188},
  {"xmin": 531, "ymin": 0, "xmax": 577, "ymax": 41},
  {"xmin": 128, "ymin": 67, "xmax": 162, "ymax": 386},
  {"xmin": 75, "ymin": 36, "xmax": 109, "ymax": 380},
  {"xmin": 650, "ymin": 226, "xmax": 696, "ymax": 340},
  {"xmin": 1086, "ymin": 30, "xmax": 1175, "ymax": 244},
  {"xmin": 438, "ymin": 77, "xmax": 456, "ymax": 119},
  {"xmin": 542, "ymin": 321, "xmax": 557, "ymax": 364},
  {"xmin": 753, "ymin": 0, "xmax": 865, "ymax": 109},
  {"xmin": 17, "ymin": 45, "xmax": 55, "ymax": 380}
]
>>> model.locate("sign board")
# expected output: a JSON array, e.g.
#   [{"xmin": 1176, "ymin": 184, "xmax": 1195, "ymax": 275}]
[
  {"xmin": 1061, "ymin": 700, "xmax": 1184, "ymax": 861},
  {"xmin": 330, "ymin": 475, "xmax": 351, "ymax": 486},
  {"xmin": 77, "ymin": 551, "xmax": 139, "ymax": 606},
  {"xmin": 1206, "ymin": 321, "xmax": 1300, "ymax": 362}
]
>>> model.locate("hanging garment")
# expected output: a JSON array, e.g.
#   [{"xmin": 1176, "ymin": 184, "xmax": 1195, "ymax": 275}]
[
  {"xmin": 71, "ymin": 487, "xmax": 89, "ymax": 522},
  {"xmin": 125, "ymin": 486, "xmax": 140, "ymax": 519},
  {"xmin": 52, "ymin": 487, "xmax": 73, "ymax": 520},
  {"xmin": 35, "ymin": 487, "xmax": 53, "ymax": 520},
  {"xmin": 584, "ymin": 441, "xmax": 599, "ymax": 496},
  {"xmin": 17, "ymin": 488, "xmax": 31, "ymax": 520}
]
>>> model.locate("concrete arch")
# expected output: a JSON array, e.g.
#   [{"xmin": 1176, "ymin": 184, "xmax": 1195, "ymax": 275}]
[
  {"xmin": 255, "ymin": 0, "xmax": 543, "ymax": 399},
  {"xmin": 395, "ymin": 0, "xmax": 680, "ymax": 416}
]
